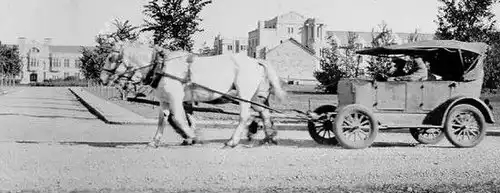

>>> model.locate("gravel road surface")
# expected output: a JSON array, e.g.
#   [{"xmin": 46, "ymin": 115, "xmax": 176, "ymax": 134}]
[{"xmin": 1, "ymin": 87, "xmax": 500, "ymax": 192}]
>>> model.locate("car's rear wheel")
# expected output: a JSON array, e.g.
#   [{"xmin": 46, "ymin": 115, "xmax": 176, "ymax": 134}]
[
  {"xmin": 333, "ymin": 104, "xmax": 378, "ymax": 149},
  {"xmin": 410, "ymin": 127, "xmax": 445, "ymax": 144},
  {"xmin": 444, "ymin": 104, "xmax": 486, "ymax": 148},
  {"xmin": 308, "ymin": 105, "xmax": 338, "ymax": 145}
]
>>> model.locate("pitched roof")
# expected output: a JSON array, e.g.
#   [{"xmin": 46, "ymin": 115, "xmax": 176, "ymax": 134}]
[
  {"xmin": 49, "ymin": 45, "xmax": 89, "ymax": 53},
  {"xmin": 266, "ymin": 38, "xmax": 319, "ymax": 59},
  {"xmin": 326, "ymin": 31, "xmax": 435, "ymax": 47}
]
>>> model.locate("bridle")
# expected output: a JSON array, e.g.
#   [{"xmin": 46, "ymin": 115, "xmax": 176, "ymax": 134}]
[
  {"xmin": 102, "ymin": 46, "xmax": 195, "ymax": 88},
  {"xmin": 102, "ymin": 49, "xmax": 151, "ymax": 83}
]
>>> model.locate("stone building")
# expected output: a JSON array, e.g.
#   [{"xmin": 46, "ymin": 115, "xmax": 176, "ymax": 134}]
[
  {"xmin": 15, "ymin": 37, "xmax": 85, "ymax": 83},
  {"xmin": 213, "ymin": 35, "xmax": 248, "ymax": 55},
  {"xmin": 248, "ymin": 11, "xmax": 434, "ymax": 84},
  {"xmin": 248, "ymin": 11, "xmax": 307, "ymax": 59},
  {"xmin": 266, "ymin": 38, "xmax": 320, "ymax": 85}
]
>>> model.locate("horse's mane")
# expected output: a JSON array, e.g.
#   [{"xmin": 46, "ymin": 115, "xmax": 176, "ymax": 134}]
[
  {"xmin": 117, "ymin": 40, "xmax": 195, "ymax": 67},
  {"xmin": 119, "ymin": 41, "xmax": 154, "ymax": 67}
]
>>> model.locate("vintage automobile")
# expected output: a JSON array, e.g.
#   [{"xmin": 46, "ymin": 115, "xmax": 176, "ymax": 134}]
[{"xmin": 307, "ymin": 40, "xmax": 494, "ymax": 149}]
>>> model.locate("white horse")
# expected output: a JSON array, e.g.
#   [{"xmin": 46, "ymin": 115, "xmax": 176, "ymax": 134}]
[{"xmin": 100, "ymin": 41, "xmax": 286, "ymax": 147}]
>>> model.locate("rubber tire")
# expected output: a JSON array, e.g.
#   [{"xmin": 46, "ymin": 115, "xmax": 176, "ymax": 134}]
[
  {"xmin": 307, "ymin": 105, "xmax": 338, "ymax": 145},
  {"xmin": 333, "ymin": 104, "xmax": 378, "ymax": 149},
  {"xmin": 444, "ymin": 104, "xmax": 486, "ymax": 148},
  {"xmin": 410, "ymin": 128, "xmax": 445, "ymax": 144}
]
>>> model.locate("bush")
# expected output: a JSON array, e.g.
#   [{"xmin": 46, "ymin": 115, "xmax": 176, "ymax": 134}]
[{"xmin": 30, "ymin": 79, "xmax": 89, "ymax": 87}]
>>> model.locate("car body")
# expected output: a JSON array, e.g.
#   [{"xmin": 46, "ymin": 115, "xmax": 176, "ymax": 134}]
[{"xmin": 308, "ymin": 40, "xmax": 494, "ymax": 149}]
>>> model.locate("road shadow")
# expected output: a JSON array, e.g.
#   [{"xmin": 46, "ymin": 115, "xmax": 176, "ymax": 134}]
[
  {"xmin": 4, "ymin": 105, "xmax": 89, "ymax": 112},
  {"xmin": 487, "ymin": 132, "xmax": 500, "ymax": 136},
  {"xmin": 39, "ymin": 101, "xmax": 83, "ymax": 106},
  {"xmin": 12, "ymin": 97, "xmax": 78, "ymax": 102},
  {"xmin": 16, "ymin": 140, "xmax": 150, "ymax": 148},
  {"xmin": 0, "ymin": 113, "xmax": 97, "ymax": 120},
  {"xmin": 13, "ymin": 139, "xmax": 455, "ymax": 149}
]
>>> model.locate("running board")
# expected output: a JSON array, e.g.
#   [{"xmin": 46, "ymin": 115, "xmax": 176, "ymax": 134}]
[{"xmin": 379, "ymin": 125, "xmax": 443, "ymax": 130}]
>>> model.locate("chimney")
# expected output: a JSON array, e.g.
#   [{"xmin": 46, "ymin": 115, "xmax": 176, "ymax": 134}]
[
  {"xmin": 17, "ymin": 37, "xmax": 26, "ymax": 45},
  {"xmin": 258, "ymin": 20, "xmax": 265, "ymax": 29},
  {"xmin": 44, "ymin": 38, "xmax": 52, "ymax": 45}
]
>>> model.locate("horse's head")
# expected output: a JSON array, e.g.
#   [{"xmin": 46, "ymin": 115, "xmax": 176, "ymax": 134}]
[
  {"xmin": 100, "ymin": 43, "xmax": 126, "ymax": 85},
  {"xmin": 101, "ymin": 41, "xmax": 157, "ymax": 86}
]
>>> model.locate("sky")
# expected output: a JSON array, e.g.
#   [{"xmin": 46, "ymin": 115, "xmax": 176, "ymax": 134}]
[{"xmin": 1, "ymin": 0, "xmax": 499, "ymax": 50}]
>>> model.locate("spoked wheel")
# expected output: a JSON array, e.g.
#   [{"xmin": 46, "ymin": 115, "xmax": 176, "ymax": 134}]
[
  {"xmin": 410, "ymin": 128, "xmax": 445, "ymax": 144},
  {"xmin": 333, "ymin": 104, "xmax": 378, "ymax": 149},
  {"xmin": 307, "ymin": 105, "xmax": 338, "ymax": 145},
  {"xmin": 444, "ymin": 104, "xmax": 486, "ymax": 148}
]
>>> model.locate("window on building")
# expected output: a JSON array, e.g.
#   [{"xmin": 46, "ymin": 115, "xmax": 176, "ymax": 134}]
[
  {"xmin": 241, "ymin": 45, "xmax": 246, "ymax": 50},
  {"xmin": 55, "ymin": 58, "xmax": 60, "ymax": 67},
  {"xmin": 64, "ymin": 72, "xmax": 69, "ymax": 79},
  {"xmin": 64, "ymin": 59, "xmax": 70, "ymax": 67},
  {"xmin": 52, "ymin": 58, "xmax": 60, "ymax": 67},
  {"xmin": 74, "ymin": 59, "xmax": 81, "ymax": 68},
  {"xmin": 74, "ymin": 73, "xmax": 80, "ymax": 79},
  {"xmin": 228, "ymin": 45, "xmax": 232, "ymax": 50},
  {"xmin": 288, "ymin": 27, "xmax": 294, "ymax": 34}
]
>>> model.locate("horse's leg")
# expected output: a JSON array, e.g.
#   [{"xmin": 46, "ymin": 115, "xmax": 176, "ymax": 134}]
[
  {"xmin": 225, "ymin": 102, "xmax": 252, "ymax": 147},
  {"xmin": 247, "ymin": 118, "xmax": 260, "ymax": 142},
  {"xmin": 167, "ymin": 111, "xmax": 203, "ymax": 144},
  {"xmin": 251, "ymin": 97, "xmax": 278, "ymax": 145},
  {"xmin": 148, "ymin": 101, "xmax": 169, "ymax": 148},
  {"xmin": 259, "ymin": 109, "xmax": 277, "ymax": 145},
  {"xmin": 167, "ymin": 86, "xmax": 198, "ymax": 145}
]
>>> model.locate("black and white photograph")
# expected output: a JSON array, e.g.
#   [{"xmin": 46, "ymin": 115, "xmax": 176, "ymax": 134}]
[{"xmin": 1, "ymin": 0, "xmax": 500, "ymax": 192}]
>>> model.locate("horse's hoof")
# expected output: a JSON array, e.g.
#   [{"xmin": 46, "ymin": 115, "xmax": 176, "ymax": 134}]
[
  {"xmin": 193, "ymin": 137, "xmax": 204, "ymax": 145},
  {"xmin": 181, "ymin": 138, "xmax": 195, "ymax": 146},
  {"xmin": 223, "ymin": 141, "xmax": 239, "ymax": 148},
  {"xmin": 148, "ymin": 141, "xmax": 160, "ymax": 148},
  {"xmin": 260, "ymin": 138, "xmax": 278, "ymax": 146}
]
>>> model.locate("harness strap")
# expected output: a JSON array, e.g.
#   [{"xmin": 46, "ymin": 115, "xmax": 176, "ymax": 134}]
[{"xmin": 154, "ymin": 71, "xmax": 283, "ymax": 113}]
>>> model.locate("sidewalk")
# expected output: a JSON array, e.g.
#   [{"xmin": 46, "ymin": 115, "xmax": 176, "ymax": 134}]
[
  {"xmin": 69, "ymin": 87, "xmax": 311, "ymax": 130},
  {"xmin": 69, "ymin": 87, "xmax": 500, "ymax": 135},
  {"xmin": 0, "ymin": 87, "xmax": 23, "ymax": 96},
  {"xmin": 69, "ymin": 87, "xmax": 157, "ymax": 125}
]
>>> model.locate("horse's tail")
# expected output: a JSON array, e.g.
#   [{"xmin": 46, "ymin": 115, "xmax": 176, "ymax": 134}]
[{"xmin": 258, "ymin": 60, "xmax": 287, "ymax": 102}]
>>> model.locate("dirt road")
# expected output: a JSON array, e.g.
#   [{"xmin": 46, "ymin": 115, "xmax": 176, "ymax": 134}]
[{"xmin": 1, "ymin": 87, "xmax": 500, "ymax": 192}]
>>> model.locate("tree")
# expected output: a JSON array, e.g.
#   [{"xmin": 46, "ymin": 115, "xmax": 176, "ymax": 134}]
[
  {"xmin": 314, "ymin": 32, "xmax": 368, "ymax": 93},
  {"xmin": 407, "ymin": 29, "xmax": 424, "ymax": 43},
  {"xmin": 79, "ymin": 19, "xmax": 140, "ymax": 99},
  {"xmin": 434, "ymin": 0, "xmax": 500, "ymax": 90},
  {"xmin": 343, "ymin": 32, "xmax": 366, "ymax": 78},
  {"xmin": 484, "ymin": 32, "xmax": 500, "ymax": 90},
  {"xmin": 142, "ymin": 0, "xmax": 212, "ymax": 51},
  {"xmin": 79, "ymin": 19, "xmax": 140, "ymax": 82},
  {"xmin": 435, "ymin": 0, "xmax": 498, "ymax": 42},
  {"xmin": 0, "ymin": 42, "xmax": 22, "ymax": 78},
  {"xmin": 366, "ymin": 22, "xmax": 397, "ymax": 81},
  {"xmin": 197, "ymin": 41, "xmax": 213, "ymax": 56},
  {"xmin": 314, "ymin": 38, "xmax": 346, "ymax": 93}
]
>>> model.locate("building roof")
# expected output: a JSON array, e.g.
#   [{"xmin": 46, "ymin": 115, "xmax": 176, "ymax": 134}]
[
  {"xmin": 326, "ymin": 31, "xmax": 435, "ymax": 47},
  {"xmin": 49, "ymin": 45, "xmax": 88, "ymax": 53},
  {"xmin": 267, "ymin": 38, "xmax": 319, "ymax": 60}
]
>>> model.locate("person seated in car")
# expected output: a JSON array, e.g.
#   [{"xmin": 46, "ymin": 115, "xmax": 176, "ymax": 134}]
[
  {"xmin": 388, "ymin": 56, "xmax": 442, "ymax": 81},
  {"xmin": 389, "ymin": 57, "xmax": 407, "ymax": 77},
  {"xmin": 388, "ymin": 56, "xmax": 427, "ymax": 81}
]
